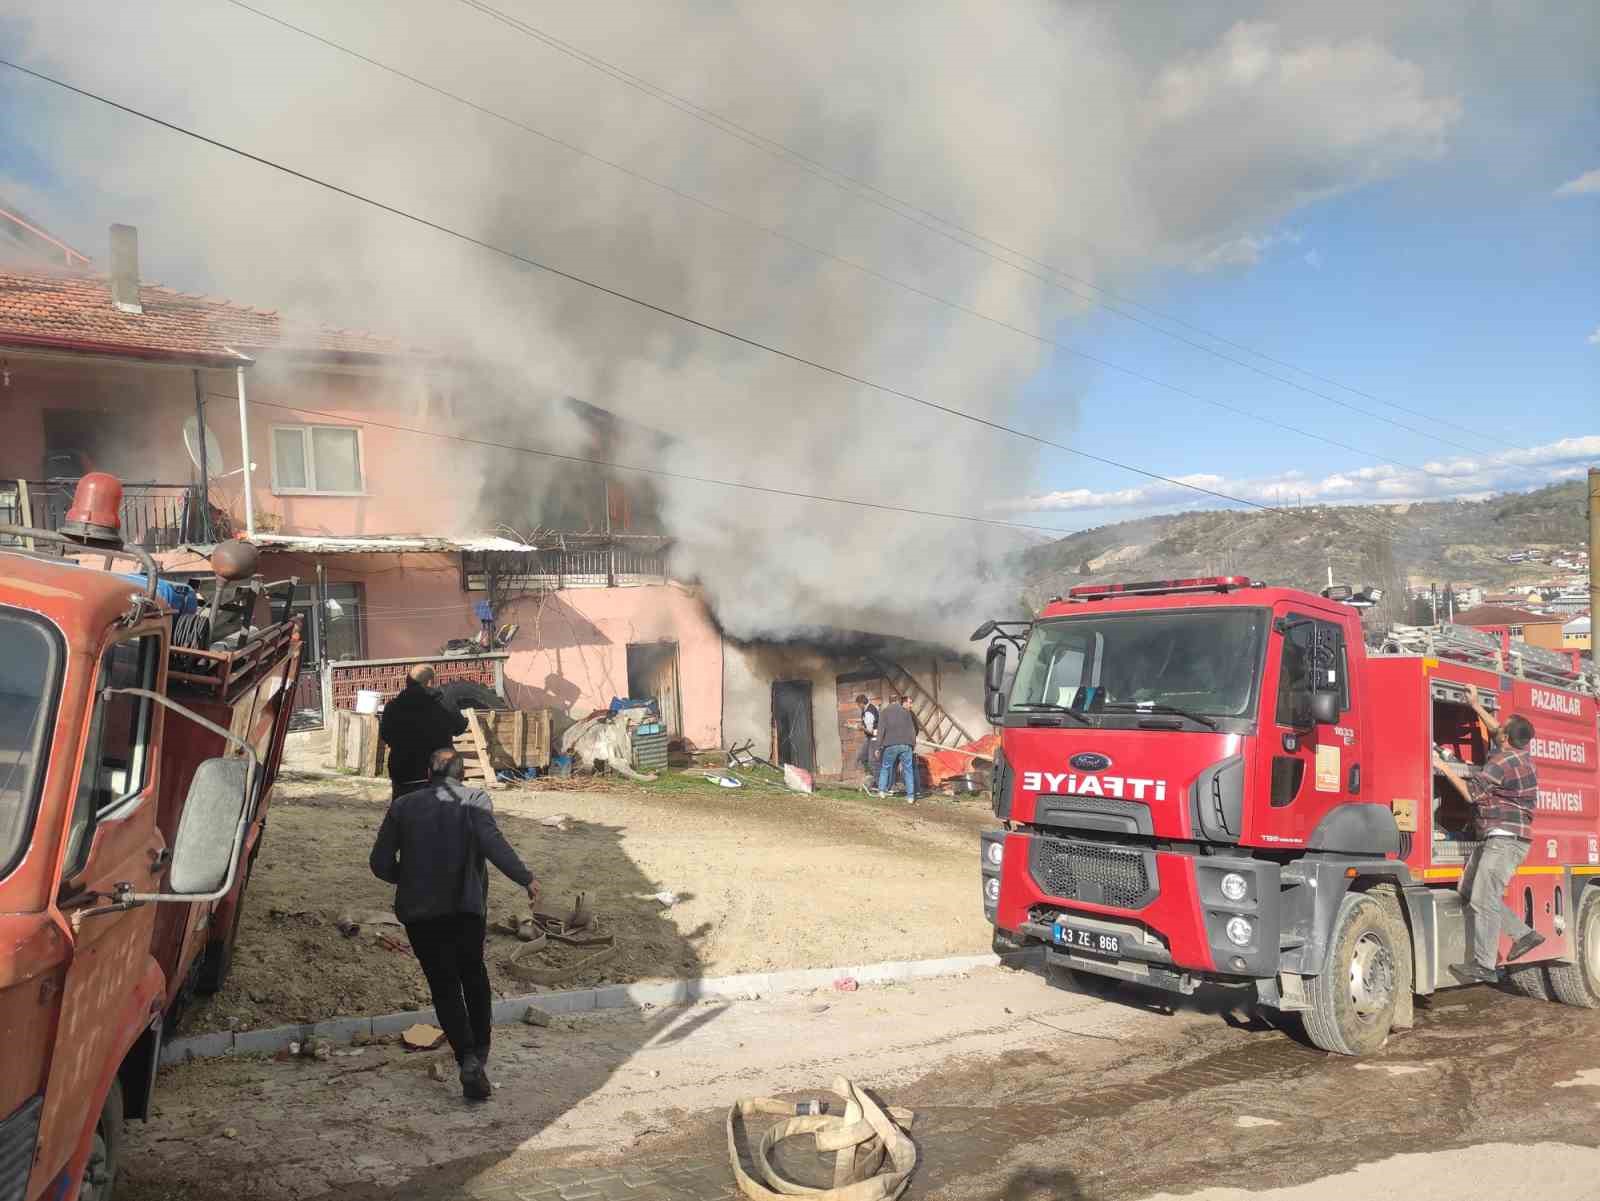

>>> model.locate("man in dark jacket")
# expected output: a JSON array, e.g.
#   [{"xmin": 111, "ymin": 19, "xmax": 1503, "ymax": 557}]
[
  {"xmin": 854, "ymin": 692, "xmax": 881, "ymax": 785},
  {"xmin": 1434, "ymin": 685, "xmax": 1544, "ymax": 983},
  {"xmin": 369, "ymin": 749, "xmax": 540, "ymax": 1100},
  {"xmin": 379, "ymin": 665, "xmax": 468, "ymax": 800},
  {"xmin": 876, "ymin": 694, "xmax": 920, "ymax": 804}
]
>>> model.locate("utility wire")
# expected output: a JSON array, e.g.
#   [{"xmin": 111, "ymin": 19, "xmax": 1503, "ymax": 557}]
[
  {"xmin": 244, "ymin": 396, "xmax": 1217, "ymax": 533},
  {"xmin": 213, "ymin": 0, "xmax": 1422, "ymax": 473},
  {"xmin": 456, "ymin": 0, "xmax": 1503, "ymax": 452},
  {"xmin": 2, "ymin": 55, "xmax": 1278, "ymax": 520}
]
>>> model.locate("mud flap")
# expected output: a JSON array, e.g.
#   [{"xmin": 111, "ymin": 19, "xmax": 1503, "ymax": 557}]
[{"xmin": 1371, "ymin": 885, "xmax": 1415, "ymax": 1031}]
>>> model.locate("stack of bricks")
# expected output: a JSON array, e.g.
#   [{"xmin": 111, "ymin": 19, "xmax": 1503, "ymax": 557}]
[{"xmin": 326, "ymin": 658, "xmax": 498, "ymax": 714}]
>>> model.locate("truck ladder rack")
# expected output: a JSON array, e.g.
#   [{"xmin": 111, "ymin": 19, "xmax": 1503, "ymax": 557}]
[
  {"xmin": 168, "ymin": 619, "xmax": 299, "ymax": 700},
  {"xmin": 1372, "ymin": 623, "xmax": 1598, "ymax": 695}
]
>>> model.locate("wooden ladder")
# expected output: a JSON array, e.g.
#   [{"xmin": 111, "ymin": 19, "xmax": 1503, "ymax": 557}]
[{"xmin": 870, "ymin": 656, "xmax": 974, "ymax": 749}]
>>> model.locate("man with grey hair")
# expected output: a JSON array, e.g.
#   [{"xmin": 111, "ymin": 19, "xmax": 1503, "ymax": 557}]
[
  {"xmin": 370, "ymin": 748, "xmax": 540, "ymax": 1101},
  {"xmin": 380, "ymin": 663, "xmax": 468, "ymax": 800}
]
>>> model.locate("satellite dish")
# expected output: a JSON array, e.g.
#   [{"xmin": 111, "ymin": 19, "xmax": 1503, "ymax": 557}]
[{"xmin": 182, "ymin": 417, "xmax": 226, "ymax": 479}]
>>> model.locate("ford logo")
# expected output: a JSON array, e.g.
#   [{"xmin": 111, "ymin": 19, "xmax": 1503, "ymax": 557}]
[{"xmin": 1070, "ymin": 752, "xmax": 1112, "ymax": 772}]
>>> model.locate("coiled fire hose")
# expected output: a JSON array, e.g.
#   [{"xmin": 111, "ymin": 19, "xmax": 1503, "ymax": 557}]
[{"xmin": 725, "ymin": 1077, "xmax": 916, "ymax": 1201}]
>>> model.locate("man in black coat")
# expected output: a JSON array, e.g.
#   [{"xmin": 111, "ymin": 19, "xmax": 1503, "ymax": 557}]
[
  {"xmin": 370, "ymin": 748, "xmax": 540, "ymax": 1100},
  {"xmin": 379, "ymin": 665, "xmax": 468, "ymax": 800}
]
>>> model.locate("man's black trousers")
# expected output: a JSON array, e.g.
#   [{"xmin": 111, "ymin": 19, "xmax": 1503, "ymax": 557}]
[{"xmin": 405, "ymin": 913, "xmax": 492, "ymax": 1063}]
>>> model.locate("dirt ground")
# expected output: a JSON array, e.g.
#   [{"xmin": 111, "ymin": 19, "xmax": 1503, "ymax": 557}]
[{"xmin": 183, "ymin": 730, "xmax": 993, "ymax": 1034}]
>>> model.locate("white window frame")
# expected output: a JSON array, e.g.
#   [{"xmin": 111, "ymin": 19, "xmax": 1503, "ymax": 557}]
[{"xmin": 270, "ymin": 424, "xmax": 367, "ymax": 496}]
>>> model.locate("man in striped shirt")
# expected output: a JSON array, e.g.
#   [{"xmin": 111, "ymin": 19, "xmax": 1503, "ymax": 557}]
[{"xmin": 1434, "ymin": 685, "xmax": 1545, "ymax": 984}]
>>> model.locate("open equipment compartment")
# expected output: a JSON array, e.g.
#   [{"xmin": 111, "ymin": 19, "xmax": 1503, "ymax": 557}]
[{"xmin": 1428, "ymin": 677, "xmax": 1497, "ymax": 857}]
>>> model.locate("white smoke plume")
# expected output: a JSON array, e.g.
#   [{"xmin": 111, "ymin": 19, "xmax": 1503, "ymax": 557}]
[{"xmin": 4, "ymin": 1, "xmax": 1583, "ymax": 641}]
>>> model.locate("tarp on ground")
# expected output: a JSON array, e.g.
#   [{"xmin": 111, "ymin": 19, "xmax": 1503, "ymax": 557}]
[{"xmin": 924, "ymin": 733, "xmax": 1000, "ymax": 786}]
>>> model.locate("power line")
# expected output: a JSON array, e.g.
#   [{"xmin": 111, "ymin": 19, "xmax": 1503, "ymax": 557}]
[
  {"xmin": 243, "ymin": 395, "xmax": 1228, "ymax": 533},
  {"xmin": 212, "ymin": 0, "xmax": 1422, "ymax": 474},
  {"xmin": 456, "ymin": 0, "xmax": 1504, "ymax": 453},
  {"xmin": 3, "ymin": 55, "xmax": 1278, "ymax": 521}
]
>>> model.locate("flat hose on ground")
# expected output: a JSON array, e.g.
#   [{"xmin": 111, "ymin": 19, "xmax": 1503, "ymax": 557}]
[{"xmin": 726, "ymin": 1077, "xmax": 915, "ymax": 1201}]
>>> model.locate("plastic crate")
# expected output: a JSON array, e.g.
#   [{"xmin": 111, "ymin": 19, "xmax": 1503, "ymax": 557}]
[{"xmin": 632, "ymin": 731, "xmax": 669, "ymax": 772}]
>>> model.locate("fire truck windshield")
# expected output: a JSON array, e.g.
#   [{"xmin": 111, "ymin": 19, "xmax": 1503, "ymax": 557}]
[
  {"xmin": 0, "ymin": 609, "xmax": 61, "ymax": 879},
  {"xmin": 1009, "ymin": 607, "xmax": 1267, "ymax": 724}
]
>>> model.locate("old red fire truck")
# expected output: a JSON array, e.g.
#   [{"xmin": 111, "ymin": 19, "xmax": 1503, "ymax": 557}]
[
  {"xmin": 977, "ymin": 575, "xmax": 1600, "ymax": 1055},
  {"xmin": 0, "ymin": 473, "xmax": 300, "ymax": 1199}
]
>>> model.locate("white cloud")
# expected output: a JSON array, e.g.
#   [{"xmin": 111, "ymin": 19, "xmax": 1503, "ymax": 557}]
[
  {"xmin": 1005, "ymin": 435, "xmax": 1600, "ymax": 518},
  {"xmin": 1555, "ymin": 168, "xmax": 1600, "ymax": 197},
  {"xmin": 1304, "ymin": 249, "xmax": 1323, "ymax": 269},
  {"xmin": 1189, "ymin": 230, "xmax": 1301, "ymax": 273},
  {"xmin": 1587, "ymin": 325, "xmax": 1600, "ymax": 345}
]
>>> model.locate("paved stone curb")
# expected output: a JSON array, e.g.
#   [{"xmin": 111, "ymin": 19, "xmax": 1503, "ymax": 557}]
[{"xmin": 160, "ymin": 951, "xmax": 1009, "ymax": 1065}]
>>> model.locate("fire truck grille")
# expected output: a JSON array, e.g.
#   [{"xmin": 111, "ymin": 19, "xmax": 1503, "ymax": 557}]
[{"xmin": 1029, "ymin": 838, "xmax": 1155, "ymax": 909}]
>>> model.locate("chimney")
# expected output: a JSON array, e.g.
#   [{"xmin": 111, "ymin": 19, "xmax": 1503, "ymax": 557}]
[{"xmin": 109, "ymin": 224, "xmax": 142, "ymax": 314}]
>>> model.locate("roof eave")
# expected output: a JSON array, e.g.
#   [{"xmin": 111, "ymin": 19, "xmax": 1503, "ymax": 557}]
[{"xmin": 0, "ymin": 331, "xmax": 249, "ymax": 368}]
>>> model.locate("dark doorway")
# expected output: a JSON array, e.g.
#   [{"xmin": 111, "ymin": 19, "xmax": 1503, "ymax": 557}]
[
  {"xmin": 772, "ymin": 680, "xmax": 816, "ymax": 772},
  {"xmin": 626, "ymin": 641, "xmax": 682, "ymax": 736}
]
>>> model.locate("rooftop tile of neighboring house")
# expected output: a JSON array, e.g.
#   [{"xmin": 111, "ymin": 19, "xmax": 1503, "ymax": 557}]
[
  {"xmin": 1452, "ymin": 604, "xmax": 1564, "ymax": 627},
  {"xmin": 0, "ymin": 265, "xmax": 423, "ymax": 363}
]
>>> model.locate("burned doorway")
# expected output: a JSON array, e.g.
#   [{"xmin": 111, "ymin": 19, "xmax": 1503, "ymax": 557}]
[
  {"xmin": 626, "ymin": 641, "xmax": 682, "ymax": 736},
  {"xmin": 772, "ymin": 680, "xmax": 816, "ymax": 772}
]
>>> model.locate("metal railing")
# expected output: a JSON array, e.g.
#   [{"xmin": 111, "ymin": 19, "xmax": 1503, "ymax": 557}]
[{"xmin": 0, "ymin": 480, "xmax": 214, "ymax": 551}]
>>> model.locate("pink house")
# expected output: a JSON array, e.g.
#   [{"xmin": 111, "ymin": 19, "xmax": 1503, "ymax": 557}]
[{"xmin": 0, "ymin": 225, "xmax": 983, "ymax": 774}]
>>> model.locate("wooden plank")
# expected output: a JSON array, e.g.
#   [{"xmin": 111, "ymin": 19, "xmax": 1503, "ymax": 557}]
[
  {"xmin": 513, "ymin": 711, "xmax": 527, "ymax": 767},
  {"xmin": 464, "ymin": 709, "xmax": 500, "ymax": 789}
]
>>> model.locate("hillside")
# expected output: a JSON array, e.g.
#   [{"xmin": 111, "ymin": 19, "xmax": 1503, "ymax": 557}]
[{"xmin": 1022, "ymin": 481, "xmax": 1589, "ymax": 625}]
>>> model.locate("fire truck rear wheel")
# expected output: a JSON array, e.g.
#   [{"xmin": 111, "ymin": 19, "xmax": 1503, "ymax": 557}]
[
  {"xmin": 79, "ymin": 1078, "xmax": 122, "ymax": 1201},
  {"xmin": 1546, "ymin": 887, "xmax": 1600, "ymax": 1009},
  {"xmin": 1303, "ymin": 891, "xmax": 1402, "ymax": 1056},
  {"xmin": 1506, "ymin": 964, "xmax": 1554, "ymax": 1002}
]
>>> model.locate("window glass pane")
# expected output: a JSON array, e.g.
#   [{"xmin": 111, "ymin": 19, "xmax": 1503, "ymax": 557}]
[
  {"xmin": 273, "ymin": 428, "xmax": 307, "ymax": 489},
  {"xmin": 1013, "ymin": 610, "xmax": 1265, "ymax": 718},
  {"xmin": 0, "ymin": 613, "xmax": 57, "ymax": 876},
  {"xmin": 1274, "ymin": 620, "xmax": 1314, "ymax": 727},
  {"xmin": 290, "ymin": 583, "xmax": 364, "ymax": 663},
  {"xmin": 311, "ymin": 427, "xmax": 362, "ymax": 492},
  {"xmin": 63, "ymin": 637, "xmax": 156, "ymax": 875}
]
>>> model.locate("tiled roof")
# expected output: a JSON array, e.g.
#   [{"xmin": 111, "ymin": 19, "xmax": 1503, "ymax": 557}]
[
  {"xmin": 0, "ymin": 265, "xmax": 421, "ymax": 363},
  {"xmin": 1453, "ymin": 604, "xmax": 1563, "ymax": 627}
]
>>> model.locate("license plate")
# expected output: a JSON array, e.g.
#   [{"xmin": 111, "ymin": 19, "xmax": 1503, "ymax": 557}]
[{"xmin": 1053, "ymin": 925, "xmax": 1121, "ymax": 958}]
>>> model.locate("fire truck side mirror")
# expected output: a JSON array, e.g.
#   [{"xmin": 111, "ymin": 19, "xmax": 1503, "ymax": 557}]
[
  {"xmin": 168, "ymin": 757, "xmax": 251, "ymax": 895},
  {"xmin": 984, "ymin": 642, "xmax": 1009, "ymax": 724},
  {"xmin": 1309, "ymin": 690, "xmax": 1339, "ymax": 726}
]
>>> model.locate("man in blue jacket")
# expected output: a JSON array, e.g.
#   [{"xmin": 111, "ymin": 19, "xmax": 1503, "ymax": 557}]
[{"xmin": 370, "ymin": 748, "xmax": 539, "ymax": 1100}]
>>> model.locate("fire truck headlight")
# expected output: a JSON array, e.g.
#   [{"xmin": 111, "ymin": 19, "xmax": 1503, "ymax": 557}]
[
  {"xmin": 1220, "ymin": 872, "xmax": 1248, "ymax": 902},
  {"xmin": 986, "ymin": 841, "xmax": 1004, "ymax": 867},
  {"xmin": 1225, "ymin": 916, "xmax": 1253, "ymax": 947},
  {"xmin": 984, "ymin": 877, "xmax": 1000, "ymax": 903}
]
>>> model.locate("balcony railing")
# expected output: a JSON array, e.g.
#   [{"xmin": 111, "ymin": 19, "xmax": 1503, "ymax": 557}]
[{"xmin": 0, "ymin": 480, "xmax": 220, "ymax": 551}]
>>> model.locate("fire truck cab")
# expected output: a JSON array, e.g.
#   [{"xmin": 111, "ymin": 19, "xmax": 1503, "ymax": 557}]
[{"xmin": 978, "ymin": 576, "xmax": 1600, "ymax": 1055}]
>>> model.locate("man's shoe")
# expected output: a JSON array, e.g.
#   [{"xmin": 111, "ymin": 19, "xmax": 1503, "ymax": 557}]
[
  {"xmin": 459, "ymin": 1054, "xmax": 492, "ymax": 1101},
  {"xmin": 1448, "ymin": 963, "xmax": 1500, "ymax": 986},
  {"xmin": 1508, "ymin": 931, "xmax": 1546, "ymax": 962}
]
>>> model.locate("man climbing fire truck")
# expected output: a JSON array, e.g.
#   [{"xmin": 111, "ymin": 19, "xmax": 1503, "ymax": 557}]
[{"xmin": 976, "ymin": 575, "xmax": 1600, "ymax": 1055}]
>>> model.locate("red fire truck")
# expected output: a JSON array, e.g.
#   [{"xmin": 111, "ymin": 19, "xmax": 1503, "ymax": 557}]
[
  {"xmin": 0, "ymin": 474, "xmax": 300, "ymax": 1199},
  {"xmin": 977, "ymin": 576, "xmax": 1600, "ymax": 1055}
]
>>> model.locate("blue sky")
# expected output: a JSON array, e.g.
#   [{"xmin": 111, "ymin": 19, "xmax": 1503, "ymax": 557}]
[{"xmin": 1015, "ymin": 99, "xmax": 1599, "ymax": 529}]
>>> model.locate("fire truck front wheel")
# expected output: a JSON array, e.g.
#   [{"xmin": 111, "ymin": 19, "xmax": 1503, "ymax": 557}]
[
  {"xmin": 1546, "ymin": 887, "xmax": 1600, "ymax": 1009},
  {"xmin": 1303, "ymin": 892, "xmax": 1404, "ymax": 1056}
]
